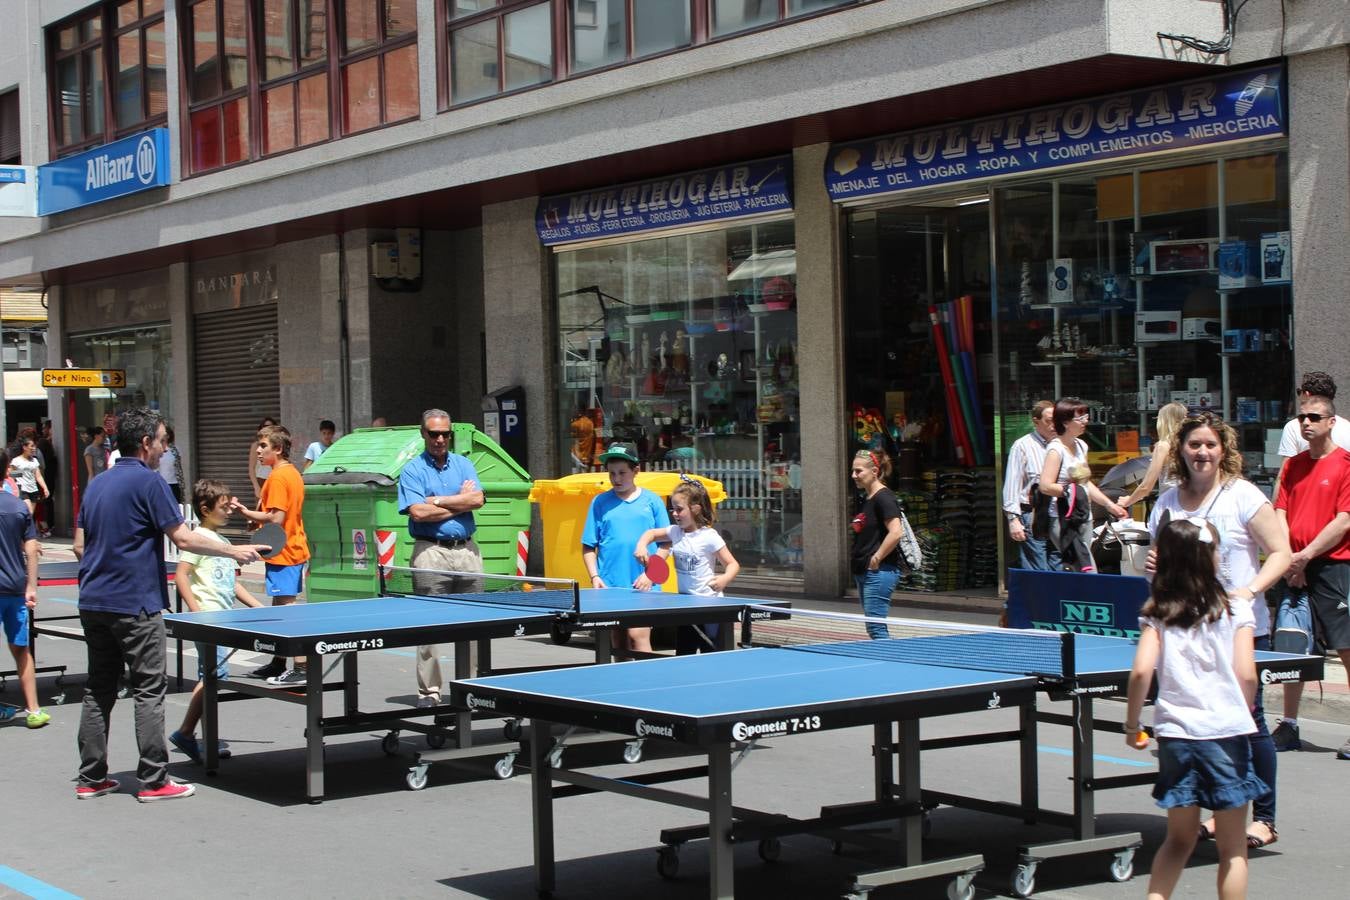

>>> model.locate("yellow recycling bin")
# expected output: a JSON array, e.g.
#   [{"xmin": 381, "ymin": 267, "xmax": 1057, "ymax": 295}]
[{"xmin": 529, "ymin": 471, "xmax": 726, "ymax": 593}]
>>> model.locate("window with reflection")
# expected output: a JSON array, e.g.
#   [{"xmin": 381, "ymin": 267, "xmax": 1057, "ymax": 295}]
[
  {"xmin": 571, "ymin": 1, "xmax": 690, "ymax": 73},
  {"xmin": 449, "ymin": 2, "xmax": 554, "ymax": 105},
  {"xmin": 48, "ymin": 2, "xmax": 167, "ymax": 158},
  {"xmin": 711, "ymin": 0, "xmax": 855, "ymax": 38},
  {"xmin": 260, "ymin": 0, "xmax": 331, "ymax": 155},
  {"xmin": 186, "ymin": 0, "xmax": 251, "ymax": 172},
  {"xmin": 340, "ymin": 0, "xmax": 419, "ymax": 134}
]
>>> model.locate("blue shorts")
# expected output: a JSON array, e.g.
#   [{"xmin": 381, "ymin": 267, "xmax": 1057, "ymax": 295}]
[
  {"xmin": 264, "ymin": 562, "xmax": 305, "ymax": 597},
  {"xmin": 1, "ymin": 595, "xmax": 29, "ymax": 646},
  {"xmin": 1153, "ymin": 735, "xmax": 1267, "ymax": 811},
  {"xmin": 194, "ymin": 642, "xmax": 230, "ymax": 681}
]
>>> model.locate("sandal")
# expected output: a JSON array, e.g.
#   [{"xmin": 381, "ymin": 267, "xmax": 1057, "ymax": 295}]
[{"xmin": 1247, "ymin": 822, "xmax": 1278, "ymax": 849}]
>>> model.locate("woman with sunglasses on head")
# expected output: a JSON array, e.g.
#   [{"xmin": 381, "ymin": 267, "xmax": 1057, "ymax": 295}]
[
  {"xmin": 1038, "ymin": 398, "xmax": 1127, "ymax": 571},
  {"xmin": 1145, "ymin": 410, "xmax": 1291, "ymax": 850}
]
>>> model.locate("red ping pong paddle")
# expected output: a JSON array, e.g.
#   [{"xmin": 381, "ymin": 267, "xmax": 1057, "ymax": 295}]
[
  {"xmin": 254, "ymin": 522, "xmax": 286, "ymax": 560},
  {"xmin": 644, "ymin": 554, "xmax": 670, "ymax": 584}
]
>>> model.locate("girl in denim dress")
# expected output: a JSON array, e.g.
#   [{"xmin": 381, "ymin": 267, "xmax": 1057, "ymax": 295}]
[{"xmin": 1124, "ymin": 518, "xmax": 1265, "ymax": 899}]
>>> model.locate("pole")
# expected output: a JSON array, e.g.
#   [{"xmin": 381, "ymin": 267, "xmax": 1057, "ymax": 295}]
[{"xmin": 68, "ymin": 392, "xmax": 80, "ymax": 524}]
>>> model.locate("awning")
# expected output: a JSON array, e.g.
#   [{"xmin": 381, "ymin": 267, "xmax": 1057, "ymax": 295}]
[
  {"xmin": 5, "ymin": 369, "xmax": 47, "ymax": 400},
  {"xmin": 727, "ymin": 249, "xmax": 796, "ymax": 281}
]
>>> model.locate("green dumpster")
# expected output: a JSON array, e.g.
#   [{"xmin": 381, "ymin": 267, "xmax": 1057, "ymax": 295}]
[{"xmin": 303, "ymin": 423, "xmax": 532, "ymax": 602}]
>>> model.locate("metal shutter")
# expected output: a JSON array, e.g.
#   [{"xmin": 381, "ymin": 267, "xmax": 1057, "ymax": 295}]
[{"xmin": 192, "ymin": 304, "xmax": 279, "ymax": 538}]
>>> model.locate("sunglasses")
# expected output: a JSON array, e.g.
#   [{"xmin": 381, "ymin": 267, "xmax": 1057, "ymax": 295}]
[
  {"xmin": 425, "ymin": 429, "xmax": 451, "ymax": 439},
  {"xmin": 1297, "ymin": 413, "xmax": 1330, "ymax": 423},
  {"xmin": 1073, "ymin": 413, "xmax": 1090, "ymax": 423}
]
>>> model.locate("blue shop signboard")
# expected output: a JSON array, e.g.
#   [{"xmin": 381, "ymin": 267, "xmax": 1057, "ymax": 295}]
[
  {"xmin": 536, "ymin": 155, "xmax": 792, "ymax": 246},
  {"xmin": 825, "ymin": 64, "xmax": 1285, "ymax": 202},
  {"xmin": 38, "ymin": 127, "xmax": 171, "ymax": 216}
]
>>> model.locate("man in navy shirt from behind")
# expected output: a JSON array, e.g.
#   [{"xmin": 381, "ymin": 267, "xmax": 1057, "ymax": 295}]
[{"xmin": 73, "ymin": 408, "xmax": 266, "ymax": 802}]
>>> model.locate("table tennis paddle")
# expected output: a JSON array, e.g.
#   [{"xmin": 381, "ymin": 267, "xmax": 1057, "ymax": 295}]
[
  {"xmin": 644, "ymin": 554, "xmax": 670, "ymax": 584},
  {"xmin": 254, "ymin": 522, "xmax": 286, "ymax": 560}
]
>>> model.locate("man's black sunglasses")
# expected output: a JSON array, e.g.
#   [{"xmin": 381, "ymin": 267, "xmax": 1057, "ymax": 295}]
[
  {"xmin": 425, "ymin": 429, "xmax": 451, "ymax": 438},
  {"xmin": 1297, "ymin": 413, "xmax": 1330, "ymax": 423}
]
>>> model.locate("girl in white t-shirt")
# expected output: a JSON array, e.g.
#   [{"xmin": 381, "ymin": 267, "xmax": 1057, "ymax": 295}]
[
  {"xmin": 635, "ymin": 479, "xmax": 740, "ymax": 654},
  {"xmin": 1125, "ymin": 518, "xmax": 1263, "ymax": 900}
]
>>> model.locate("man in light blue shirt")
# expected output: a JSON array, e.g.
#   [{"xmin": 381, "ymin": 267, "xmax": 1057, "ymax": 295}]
[{"xmin": 397, "ymin": 409, "xmax": 484, "ymax": 706}]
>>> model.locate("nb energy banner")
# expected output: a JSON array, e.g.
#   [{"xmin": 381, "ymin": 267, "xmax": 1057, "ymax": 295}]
[
  {"xmin": 536, "ymin": 155, "xmax": 792, "ymax": 246},
  {"xmin": 825, "ymin": 64, "xmax": 1285, "ymax": 203},
  {"xmin": 38, "ymin": 127, "xmax": 171, "ymax": 216}
]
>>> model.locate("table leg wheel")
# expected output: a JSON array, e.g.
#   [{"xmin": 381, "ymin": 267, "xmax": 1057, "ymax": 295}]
[
  {"xmin": 1109, "ymin": 849, "xmax": 1135, "ymax": 883},
  {"xmin": 550, "ymin": 623, "xmax": 574, "ymax": 645},
  {"xmin": 947, "ymin": 874, "xmax": 976, "ymax": 900},
  {"xmin": 547, "ymin": 746, "xmax": 564, "ymax": 769},
  {"xmin": 494, "ymin": 754, "xmax": 516, "ymax": 780},
  {"xmin": 622, "ymin": 740, "xmax": 644, "ymax": 764},
  {"xmin": 1011, "ymin": 862, "xmax": 1037, "ymax": 898},
  {"xmin": 426, "ymin": 728, "xmax": 448, "ymax": 749},
  {"xmin": 381, "ymin": 732, "xmax": 400, "ymax": 755},
  {"xmin": 503, "ymin": 719, "xmax": 523, "ymax": 741},
  {"xmin": 757, "ymin": 837, "xmax": 781, "ymax": 863},
  {"xmin": 405, "ymin": 766, "xmax": 429, "ymax": 791},
  {"xmin": 656, "ymin": 846, "xmax": 680, "ymax": 880}
]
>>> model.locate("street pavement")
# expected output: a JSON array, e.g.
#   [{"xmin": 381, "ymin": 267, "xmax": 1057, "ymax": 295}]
[{"xmin": 3, "ymin": 545, "xmax": 1348, "ymax": 899}]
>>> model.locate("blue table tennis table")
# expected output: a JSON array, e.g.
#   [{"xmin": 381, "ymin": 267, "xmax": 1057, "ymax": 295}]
[
  {"xmin": 451, "ymin": 629, "xmax": 1324, "ymax": 900},
  {"xmin": 163, "ymin": 585, "xmax": 786, "ymax": 802}
]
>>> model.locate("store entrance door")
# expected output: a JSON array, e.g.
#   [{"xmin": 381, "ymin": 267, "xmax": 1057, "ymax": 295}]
[{"xmin": 843, "ymin": 200, "xmax": 998, "ymax": 594}]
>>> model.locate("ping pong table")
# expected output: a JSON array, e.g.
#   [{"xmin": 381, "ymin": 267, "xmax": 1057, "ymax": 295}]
[
  {"xmin": 1, "ymin": 560, "xmax": 180, "ymax": 694},
  {"xmin": 163, "ymin": 584, "xmax": 787, "ymax": 802},
  {"xmin": 450, "ymin": 629, "xmax": 1324, "ymax": 900}
]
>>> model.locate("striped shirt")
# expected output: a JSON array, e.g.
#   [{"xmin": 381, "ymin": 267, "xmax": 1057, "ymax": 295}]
[{"xmin": 1002, "ymin": 430, "xmax": 1052, "ymax": 517}]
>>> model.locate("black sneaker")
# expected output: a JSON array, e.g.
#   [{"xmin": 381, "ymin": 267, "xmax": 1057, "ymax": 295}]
[
  {"xmin": 249, "ymin": 660, "xmax": 286, "ymax": 680},
  {"xmin": 1272, "ymin": 720, "xmax": 1302, "ymax": 752},
  {"xmin": 266, "ymin": 668, "xmax": 308, "ymax": 687}
]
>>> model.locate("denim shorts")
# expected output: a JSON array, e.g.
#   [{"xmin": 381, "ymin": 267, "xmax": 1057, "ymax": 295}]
[
  {"xmin": 0, "ymin": 595, "xmax": 29, "ymax": 646},
  {"xmin": 264, "ymin": 562, "xmax": 305, "ymax": 597},
  {"xmin": 194, "ymin": 641, "xmax": 230, "ymax": 682},
  {"xmin": 1153, "ymin": 735, "xmax": 1267, "ymax": 811}
]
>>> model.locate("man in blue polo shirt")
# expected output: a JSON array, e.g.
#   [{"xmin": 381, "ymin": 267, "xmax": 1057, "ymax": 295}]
[
  {"xmin": 397, "ymin": 408, "xmax": 485, "ymax": 707},
  {"xmin": 73, "ymin": 408, "xmax": 266, "ymax": 802}
]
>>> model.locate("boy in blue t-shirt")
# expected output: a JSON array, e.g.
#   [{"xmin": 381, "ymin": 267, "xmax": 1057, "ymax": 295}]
[
  {"xmin": 581, "ymin": 443, "xmax": 669, "ymax": 656},
  {"xmin": 168, "ymin": 479, "xmax": 262, "ymax": 762},
  {"xmin": 0, "ymin": 449, "xmax": 47, "ymax": 729}
]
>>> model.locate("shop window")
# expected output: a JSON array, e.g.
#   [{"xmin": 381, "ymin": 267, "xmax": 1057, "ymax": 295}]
[
  {"xmin": 555, "ymin": 220, "xmax": 803, "ymax": 579},
  {"xmin": 50, "ymin": 3, "xmax": 169, "ymax": 157},
  {"xmin": 339, "ymin": 0, "xmax": 419, "ymax": 134},
  {"xmin": 70, "ymin": 325, "xmax": 175, "ymax": 448},
  {"xmin": 0, "ymin": 90, "xmax": 19, "ymax": 164},
  {"xmin": 710, "ymin": 0, "xmax": 855, "ymax": 38},
  {"xmin": 570, "ymin": 0, "xmax": 691, "ymax": 73},
  {"xmin": 449, "ymin": 1, "xmax": 554, "ymax": 105},
  {"xmin": 260, "ymin": 0, "xmax": 332, "ymax": 156}
]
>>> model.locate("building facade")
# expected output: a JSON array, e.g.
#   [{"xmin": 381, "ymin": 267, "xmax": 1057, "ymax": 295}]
[{"xmin": 1, "ymin": 0, "xmax": 1347, "ymax": 597}]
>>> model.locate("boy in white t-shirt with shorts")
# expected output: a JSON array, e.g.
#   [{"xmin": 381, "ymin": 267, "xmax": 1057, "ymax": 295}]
[{"xmin": 169, "ymin": 479, "xmax": 262, "ymax": 762}]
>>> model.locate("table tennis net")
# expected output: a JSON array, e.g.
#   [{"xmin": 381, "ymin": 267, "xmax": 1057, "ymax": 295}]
[
  {"xmin": 749, "ymin": 605, "xmax": 1074, "ymax": 680},
  {"xmin": 379, "ymin": 566, "xmax": 578, "ymax": 612}
]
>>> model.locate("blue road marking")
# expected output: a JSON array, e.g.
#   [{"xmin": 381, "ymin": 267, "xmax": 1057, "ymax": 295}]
[
  {"xmin": 1038, "ymin": 745, "xmax": 1153, "ymax": 768},
  {"xmin": 0, "ymin": 865, "xmax": 82, "ymax": 900}
]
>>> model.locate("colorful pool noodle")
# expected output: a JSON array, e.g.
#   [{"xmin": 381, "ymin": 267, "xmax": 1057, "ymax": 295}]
[{"xmin": 928, "ymin": 305, "xmax": 973, "ymax": 466}]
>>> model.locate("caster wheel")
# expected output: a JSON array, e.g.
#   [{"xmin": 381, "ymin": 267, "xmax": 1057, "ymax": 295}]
[
  {"xmin": 405, "ymin": 768, "xmax": 429, "ymax": 791},
  {"xmin": 550, "ymin": 623, "xmax": 574, "ymax": 645},
  {"xmin": 52, "ymin": 694, "xmax": 67, "ymax": 706},
  {"xmin": 1011, "ymin": 863, "xmax": 1037, "ymax": 898},
  {"xmin": 656, "ymin": 846, "xmax": 680, "ymax": 880},
  {"xmin": 426, "ymin": 729, "xmax": 448, "ymax": 749},
  {"xmin": 547, "ymin": 747, "xmax": 564, "ymax": 769},
  {"xmin": 1109, "ymin": 850, "xmax": 1135, "ymax": 883},
  {"xmin": 117, "ymin": 687, "xmax": 130, "ymax": 700},
  {"xmin": 946, "ymin": 877, "xmax": 975, "ymax": 900},
  {"xmin": 381, "ymin": 732, "xmax": 400, "ymax": 755},
  {"xmin": 622, "ymin": 741, "xmax": 643, "ymax": 764},
  {"xmin": 494, "ymin": 756, "xmax": 516, "ymax": 780},
  {"xmin": 503, "ymin": 719, "xmax": 523, "ymax": 741},
  {"xmin": 757, "ymin": 837, "xmax": 781, "ymax": 862}
]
